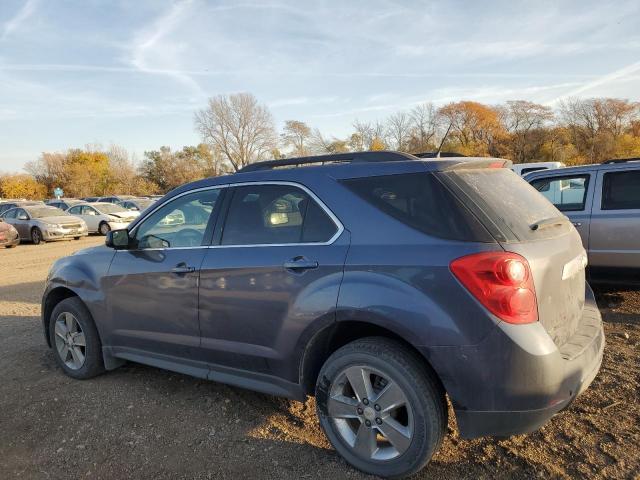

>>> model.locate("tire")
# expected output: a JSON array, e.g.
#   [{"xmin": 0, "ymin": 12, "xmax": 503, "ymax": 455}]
[
  {"xmin": 74, "ymin": 236, "xmax": 81, "ymax": 240},
  {"xmin": 316, "ymin": 337, "xmax": 447, "ymax": 478},
  {"xmin": 5, "ymin": 244, "xmax": 17, "ymax": 248},
  {"xmin": 98, "ymin": 222, "xmax": 110, "ymax": 236},
  {"xmin": 49, "ymin": 297, "xmax": 105, "ymax": 380},
  {"xmin": 31, "ymin": 227, "xmax": 43, "ymax": 245}
]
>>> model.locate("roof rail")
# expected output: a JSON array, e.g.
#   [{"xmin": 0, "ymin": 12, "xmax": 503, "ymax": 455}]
[
  {"xmin": 414, "ymin": 151, "xmax": 466, "ymax": 158},
  {"xmin": 602, "ymin": 157, "xmax": 640, "ymax": 164},
  {"xmin": 237, "ymin": 151, "xmax": 416, "ymax": 172}
]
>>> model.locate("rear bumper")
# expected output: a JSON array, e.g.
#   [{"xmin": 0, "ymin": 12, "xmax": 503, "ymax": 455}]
[
  {"xmin": 424, "ymin": 284, "xmax": 604, "ymax": 438},
  {"xmin": 0, "ymin": 235, "xmax": 20, "ymax": 246}
]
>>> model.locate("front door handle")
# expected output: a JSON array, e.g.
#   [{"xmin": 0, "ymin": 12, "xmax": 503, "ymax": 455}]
[
  {"xmin": 171, "ymin": 263, "xmax": 196, "ymax": 274},
  {"xmin": 283, "ymin": 257, "xmax": 319, "ymax": 271}
]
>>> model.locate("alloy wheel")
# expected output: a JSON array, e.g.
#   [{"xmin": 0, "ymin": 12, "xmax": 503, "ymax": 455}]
[
  {"xmin": 327, "ymin": 365, "xmax": 414, "ymax": 461},
  {"xmin": 53, "ymin": 312, "xmax": 87, "ymax": 370}
]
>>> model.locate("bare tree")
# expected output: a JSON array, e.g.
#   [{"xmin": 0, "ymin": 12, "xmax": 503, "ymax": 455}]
[
  {"xmin": 409, "ymin": 102, "xmax": 438, "ymax": 152},
  {"xmin": 194, "ymin": 93, "xmax": 277, "ymax": 171},
  {"xmin": 501, "ymin": 100, "xmax": 554, "ymax": 162},
  {"xmin": 386, "ymin": 112, "xmax": 412, "ymax": 151},
  {"xmin": 281, "ymin": 120, "xmax": 312, "ymax": 156}
]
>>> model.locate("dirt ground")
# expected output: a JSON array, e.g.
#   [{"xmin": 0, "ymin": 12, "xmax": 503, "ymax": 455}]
[{"xmin": 0, "ymin": 237, "xmax": 638, "ymax": 479}]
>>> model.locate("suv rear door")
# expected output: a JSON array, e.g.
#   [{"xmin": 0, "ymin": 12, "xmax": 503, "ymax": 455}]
[
  {"xmin": 198, "ymin": 182, "xmax": 349, "ymax": 382},
  {"xmin": 589, "ymin": 166, "xmax": 640, "ymax": 273}
]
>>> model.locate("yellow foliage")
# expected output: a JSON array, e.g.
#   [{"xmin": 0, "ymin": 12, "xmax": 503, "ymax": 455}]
[
  {"xmin": 369, "ymin": 137, "xmax": 386, "ymax": 151},
  {"xmin": 0, "ymin": 174, "xmax": 47, "ymax": 200}
]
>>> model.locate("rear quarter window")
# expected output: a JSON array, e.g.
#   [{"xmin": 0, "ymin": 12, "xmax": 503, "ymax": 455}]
[
  {"xmin": 448, "ymin": 169, "xmax": 571, "ymax": 241},
  {"xmin": 341, "ymin": 172, "xmax": 493, "ymax": 242}
]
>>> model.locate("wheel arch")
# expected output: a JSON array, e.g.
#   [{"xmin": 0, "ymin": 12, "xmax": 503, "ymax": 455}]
[
  {"xmin": 299, "ymin": 319, "xmax": 446, "ymax": 398},
  {"xmin": 42, "ymin": 286, "xmax": 80, "ymax": 347}
]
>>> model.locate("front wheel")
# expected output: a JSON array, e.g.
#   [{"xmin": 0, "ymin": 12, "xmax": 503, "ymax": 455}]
[
  {"xmin": 316, "ymin": 337, "xmax": 447, "ymax": 478},
  {"xmin": 31, "ymin": 227, "xmax": 44, "ymax": 245},
  {"xmin": 49, "ymin": 297, "xmax": 105, "ymax": 379},
  {"xmin": 98, "ymin": 222, "xmax": 110, "ymax": 236}
]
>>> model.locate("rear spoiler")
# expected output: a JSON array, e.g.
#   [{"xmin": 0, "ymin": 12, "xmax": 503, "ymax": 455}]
[{"xmin": 441, "ymin": 158, "xmax": 513, "ymax": 171}]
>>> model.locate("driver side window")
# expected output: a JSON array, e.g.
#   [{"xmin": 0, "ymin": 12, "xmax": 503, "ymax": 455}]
[{"xmin": 134, "ymin": 188, "xmax": 220, "ymax": 249}]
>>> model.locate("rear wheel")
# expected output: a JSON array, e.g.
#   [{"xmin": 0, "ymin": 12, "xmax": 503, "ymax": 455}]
[
  {"xmin": 74, "ymin": 236, "xmax": 81, "ymax": 240},
  {"xmin": 49, "ymin": 297, "xmax": 105, "ymax": 379},
  {"xmin": 316, "ymin": 337, "xmax": 446, "ymax": 478},
  {"xmin": 31, "ymin": 227, "xmax": 43, "ymax": 245},
  {"xmin": 98, "ymin": 222, "xmax": 110, "ymax": 236}
]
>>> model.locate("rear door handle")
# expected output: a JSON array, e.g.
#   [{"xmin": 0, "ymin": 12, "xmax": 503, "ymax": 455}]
[
  {"xmin": 171, "ymin": 263, "xmax": 196, "ymax": 274},
  {"xmin": 283, "ymin": 257, "xmax": 319, "ymax": 271},
  {"xmin": 572, "ymin": 222, "xmax": 582, "ymax": 227}
]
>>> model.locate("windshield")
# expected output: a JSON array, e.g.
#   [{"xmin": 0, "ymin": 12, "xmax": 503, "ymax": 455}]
[
  {"xmin": 27, "ymin": 207, "xmax": 68, "ymax": 218},
  {"xmin": 134, "ymin": 200, "xmax": 154, "ymax": 209},
  {"xmin": 95, "ymin": 203, "xmax": 128, "ymax": 214}
]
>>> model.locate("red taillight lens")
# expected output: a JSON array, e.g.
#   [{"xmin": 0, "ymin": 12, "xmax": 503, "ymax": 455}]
[{"xmin": 450, "ymin": 252, "xmax": 538, "ymax": 324}]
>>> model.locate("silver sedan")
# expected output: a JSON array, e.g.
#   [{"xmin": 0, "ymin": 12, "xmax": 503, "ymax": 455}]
[{"xmin": 0, "ymin": 205, "xmax": 88, "ymax": 244}]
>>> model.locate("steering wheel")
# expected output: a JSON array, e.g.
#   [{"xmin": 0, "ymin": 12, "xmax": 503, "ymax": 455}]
[{"xmin": 174, "ymin": 228, "xmax": 202, "ymax": 247}]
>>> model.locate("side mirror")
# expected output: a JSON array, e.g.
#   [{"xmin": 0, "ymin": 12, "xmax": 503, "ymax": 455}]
[{"xmin": 105, "ymin": 229, "xmax": 131, "ymax": 250}]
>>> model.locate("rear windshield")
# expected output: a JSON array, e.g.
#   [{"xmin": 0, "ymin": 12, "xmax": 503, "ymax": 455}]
[
  {"xmin": 448, "ymin": 169, "xmax": 570, "ymax": 241},
  {"xmin": 342, "ymin": 172, "xmax": 493, "ymax": 242}
]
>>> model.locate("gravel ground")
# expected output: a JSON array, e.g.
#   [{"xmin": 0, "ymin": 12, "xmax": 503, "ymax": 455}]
[{"xmin": 0, "ymin": 237, "xmax": 638, "ymax": 479}]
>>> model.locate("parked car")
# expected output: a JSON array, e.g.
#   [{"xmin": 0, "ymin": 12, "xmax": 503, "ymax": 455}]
[
  {"xmin": 0, "ymin": 200, "xmax": 44, "ymax": 216},
  {"xmin": 527, "ymin": 158, "xmax": 640, "ymax": 284},
  {"xmin": 81, "ymin": 197, "xmax": 101, "ymax": 203},
  {"xmin": 0, "ymin": 218, "xmax": 20, "ymax": 248},
  {"xmin": 65, "ymin": 202, "xmax": 140, "ymax": 235},
  {"xmin": 118, "ymin": 198, "xmax": 155, "ymax": 212},
  {"xmin": 98, "ymin": 195, "xmax": 137, "ymax": 204},
  {"xmin": 1, "ymin": 205, "xmax": 88, "ymax": 244},
  {"xmin": 512, "ymin": 161, "xmax": 565, "ymax": 177},
  {"xmin": 46, "ymin": 198, "xmax": 83, "ymax": 211},
  {"xmin": 42, "ymin": 151, "xmax": 603, "ymax": 478}
]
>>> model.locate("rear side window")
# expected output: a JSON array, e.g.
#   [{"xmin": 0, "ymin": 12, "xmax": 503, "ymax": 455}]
[
  {"xmin": 450, "ymin": 169, "xmax": 569, "ymax": 241},
  {"xmin": 602, "ymin": 171, "xmax": 640, "ymax": 210},
  {"xmin": 529, "ymin": 175, "xmax": 590, "ymax": 211},
  {"xmin": 342, "ymin": 173, "xmax": 492, "ymax": 242},
  {"xmin": 221, "ymin": 184, "xmax": 338, "ymax": 245}
]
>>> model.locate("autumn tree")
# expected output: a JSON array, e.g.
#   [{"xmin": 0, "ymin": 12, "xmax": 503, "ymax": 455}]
[
  {"xmin": 0, "ymin": 174, "xmax": 47, "ymax": 200},
  {"xmin": 194, "ymin": 93, "xmax": 277, "ymax": 171},
  {"xmin": 560, "ymin": 98, "xmax": 640, "ymax": 163},
  {"xmin": 437, "ymin": 101, "xmax": 506, "ymax": 156},
  {"xmin": 281, "ymin": 120, "xmax": 312, "ymax": 156}
]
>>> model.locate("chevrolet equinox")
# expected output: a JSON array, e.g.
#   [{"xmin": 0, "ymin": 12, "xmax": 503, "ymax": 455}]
[{"xmin": 42, "ymin": 151, "xmax": 604, "ymax": 478}]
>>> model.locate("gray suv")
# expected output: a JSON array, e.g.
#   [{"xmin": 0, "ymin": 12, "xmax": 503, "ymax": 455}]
[
  {"xmin": 527, "ymin": 158, "xmax": 640, "ymax": 284},
  {"xmin": 42, "ymin": 152, "xmax": 604, "ymax": 478}
]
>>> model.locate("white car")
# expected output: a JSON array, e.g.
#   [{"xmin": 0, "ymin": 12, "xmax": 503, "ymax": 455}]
[
  {"xmin": 511, "ymin": 161, "xmax": 565, "ymax": 177},
  {"xmin": 66, "ymin": 202, "xmax": 140, "ymax": 235}
]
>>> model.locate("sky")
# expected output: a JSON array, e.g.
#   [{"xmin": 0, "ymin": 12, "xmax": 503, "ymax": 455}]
[{"xmin": 1, "ymin": 0, "xmax": 640, "ymax": 172}]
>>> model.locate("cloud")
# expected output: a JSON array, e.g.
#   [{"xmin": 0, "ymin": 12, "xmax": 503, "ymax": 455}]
[
  {"xmin": 547, "ymin": 60, "xmax": 640, "ymax": 104},
  {"xmin": 127, "ymin": 0, "xmax": 204, "ymax": 97},
  {"xmin": 1, "ymin": 0, "xmax": 38, "ymax": 40}
]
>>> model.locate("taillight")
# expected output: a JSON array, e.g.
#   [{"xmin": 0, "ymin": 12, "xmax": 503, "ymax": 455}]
[{"xmin": 450, "ymin": 252, "xmax": 538, "ymax": 324}]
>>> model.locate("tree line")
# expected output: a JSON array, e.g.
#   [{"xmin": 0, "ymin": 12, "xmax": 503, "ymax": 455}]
[{"xmin": 2, "ymin": 93, "xmax": 639, "ymax": 200}]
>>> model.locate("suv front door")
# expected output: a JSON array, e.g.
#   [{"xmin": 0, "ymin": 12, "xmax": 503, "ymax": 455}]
[
  {"xmin": 103, "ymin": 187, "xmax": 224, "ymax": 373},
  {"xmin": 529, "ymin": 173, "xmax": 594, "ymax": 248},
  {"xmin": 198, "ymin": 182, "xmax": 349, "ymax": 383}
]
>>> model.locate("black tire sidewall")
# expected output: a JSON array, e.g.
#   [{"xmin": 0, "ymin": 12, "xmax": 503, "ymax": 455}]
[
  {"xmin": 49, "ymin": 297, "xmax": 104, "ymax": 379},
  {"xmin": 316, "ymin": 339, "xmax": 445, "ymax": 478},
  {"xmin": 31, "ymin": 228, "xmax": 42, "ymax": 244}
]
